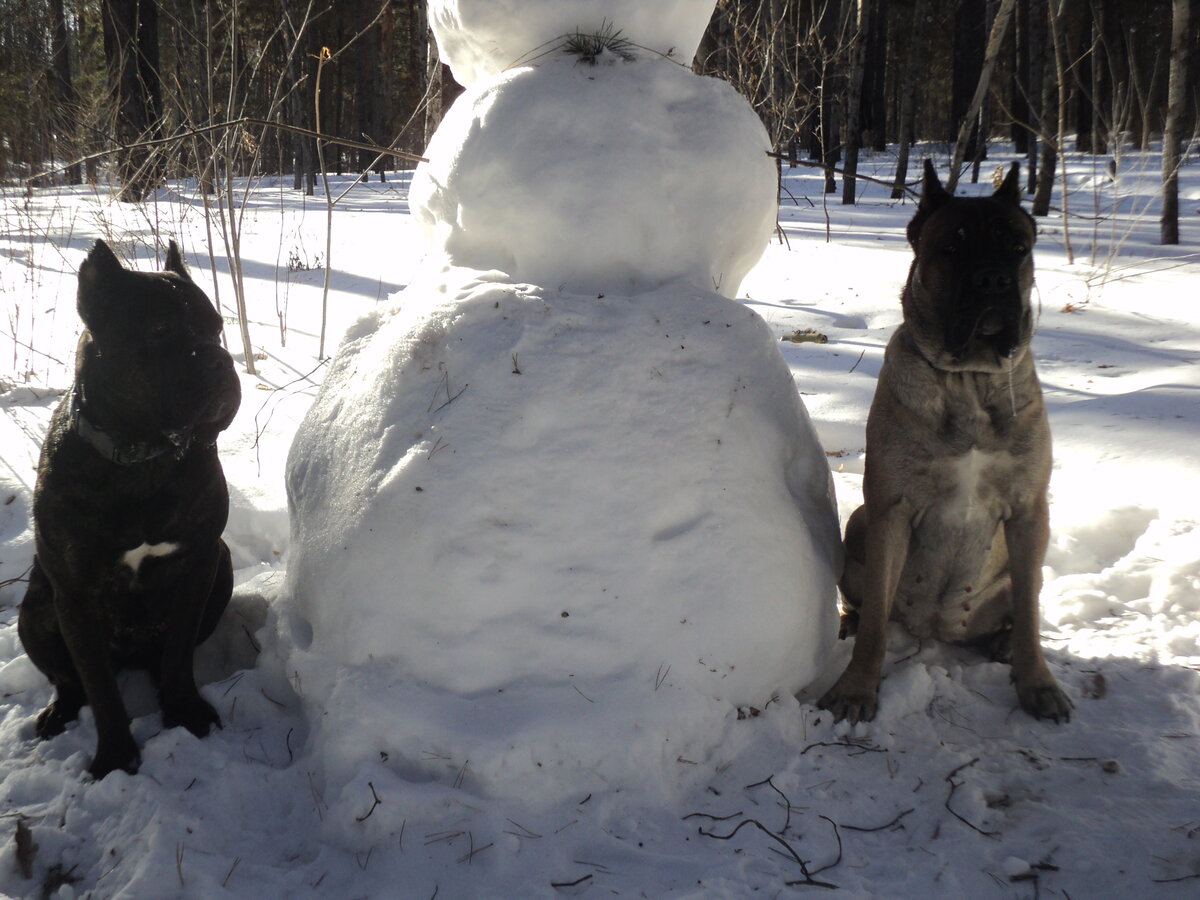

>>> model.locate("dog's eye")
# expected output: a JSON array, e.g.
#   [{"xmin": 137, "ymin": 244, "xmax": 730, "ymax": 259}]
[
  {"xmin": 942, "ymin": 243, "xmax": 959, "ymax": 256},
  {"xmin": 1013, "ymin": 242, "xmax": 1029, "ymax": 255}
]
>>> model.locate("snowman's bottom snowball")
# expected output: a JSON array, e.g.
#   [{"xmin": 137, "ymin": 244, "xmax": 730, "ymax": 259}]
[{"xmin": 284, "ymin": 272, "xmax": 840, "ymax": 794}]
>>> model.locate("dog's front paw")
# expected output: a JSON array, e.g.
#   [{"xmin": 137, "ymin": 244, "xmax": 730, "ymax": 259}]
[
  {"xmin": 817, "ymin": 675, "xmax": 879, "ymax": 725},
  {"xmin": 1015, "ymin": 678, "xmax": 1073, "ymax": 723},
  {"xmin": 88, "ymin": 739, "xmax": 140, "ymax": 780},
  {"xmin": 162, "ymin": 694, "xmax": 222, "ymax": 738}
]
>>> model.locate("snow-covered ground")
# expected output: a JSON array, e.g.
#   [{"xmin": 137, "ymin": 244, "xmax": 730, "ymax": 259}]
[{"xmin": 1, "ymin": 145, "xmax": 1197, "ymax": 898}]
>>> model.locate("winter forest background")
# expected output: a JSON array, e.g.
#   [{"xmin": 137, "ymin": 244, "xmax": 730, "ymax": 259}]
[
  {"xmin": 1, "ymin": 1, "xmax": 1196, "ymax": 217},
  {"xmin": 1, "ymin": 2, "xmax": 1199, "ymax": 898}
]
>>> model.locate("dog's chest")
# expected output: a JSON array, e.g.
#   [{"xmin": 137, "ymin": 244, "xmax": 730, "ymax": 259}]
[
  {"xmin": 896, "ymin": 445, "xmax": 1017, "ymax": 642},
  {"xmin": 934, "ymin": 447, "xmax": 1013, "ymax": 521},
  {"xmin": 120, "ymin": 541, "xmax": 181, "ymax": 576}
]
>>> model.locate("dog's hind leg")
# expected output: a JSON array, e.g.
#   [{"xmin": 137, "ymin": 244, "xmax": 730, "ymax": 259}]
[
  {"xmin": 819, "ymin": 500, "xmax": 913, "ymax": 723},
  {"xmin": 837, "ymin": 505, "xmax": 867, "ymax": 638},
  {"xmin": 20, "ymin": 560, "xmax": 138, "ymax": 775},
  {"xmin": 18, "ymin": 561, "xmax": 86, "ymax": 738}
]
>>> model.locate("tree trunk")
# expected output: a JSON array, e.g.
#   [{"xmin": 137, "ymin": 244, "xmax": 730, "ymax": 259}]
[
  {"xmin": 892, "ymin": 0, "xmax": 930, "ymax": 199},
  {"xmin": 1011, "ymin": 0, "xmax": 1031, "ymax": 154},
  {"xmin": 1090, "ymin": 1, "xmax": 1108, "ymax": 155},
  {"xmin": 863, "ymin": 0, "xmax": 887, "ymax": 151},
  {"xmin": 818, "ymin": 0, "xmax": 844, "ymax": 194},
  {"xmin": 102, "ymin": 0, "xmax": 163, "ymax": 201},
  {"xmin": 49, "ymin": 0, "xmax": 81, "ymax": 185},
  {"xmin": 1032, "ymin": 4, "xmax": 1056, "ymax": 217},
  {"xmin": 424, "ymin": 34, "xmax": 444, "ymax": 146},
  {"xmin": 354, "ymin": 2, "xmax": 383, "ymax": 175},
  {"xmin": 286, "ymin": 10, "xmax": 317, "ymax": 195},
  {"xmin": 947, "ymin": 0, "xmax": 1017, "ymax": 192},
  {"xmin": 1160, "ymin": 0, "xmax": 1190, "ymax": 245},
  {"xmin": 1023, "ymin": 0, "xmax": 1044, "ymax": 194},
  {"xmin": 842, "ymin": 0, "xmax": 871, "ymax": 205},
  {"xmin": 1074, "ymin": 1, "xmax": 1094, "ymax": 153},
  {"xmin": 762, "ymin": 0, "xmax": 785, "ymax": 145},
  {"xmin": 1050, "ymin": 0, "xmax": 1073, "ymax": 260},
  {"xmin": 375, "ymin": 0, "xmax": 399, "ymax": 179},
  {"xmin": 951, "ymin": 0, "xmax": 987, "ymax": 150}
]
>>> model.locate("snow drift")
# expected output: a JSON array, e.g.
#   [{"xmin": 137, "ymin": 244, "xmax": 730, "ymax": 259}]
[{"xmin": 284, "ymin": 272, "xmax": 840, "ymax": 796}]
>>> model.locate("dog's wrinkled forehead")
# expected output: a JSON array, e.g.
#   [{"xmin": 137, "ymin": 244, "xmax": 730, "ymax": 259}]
[
  {"xmin": 77, "ymin": 240, "xmax": 223, "ymax": 338},
  {"xmin": 147, "ymin": 272, "xmax": 223, "ymax": 328},
  {"xmin": 907, "ymin": 160, "xmax": 1036, "ymax": 253},
  {"xmin": 919, "ymin": 199, "xmax": 1035, "ymax": 256}
]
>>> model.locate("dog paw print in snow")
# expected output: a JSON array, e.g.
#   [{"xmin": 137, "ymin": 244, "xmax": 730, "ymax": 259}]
[{"xmin": 285, "ymin": 0, "xmax": 840, "ymax": 801}]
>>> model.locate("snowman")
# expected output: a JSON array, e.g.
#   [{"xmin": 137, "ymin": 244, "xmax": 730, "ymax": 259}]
[{"xmin": 283, "ymin": 0, "xmax": 840, "ymax": 801}]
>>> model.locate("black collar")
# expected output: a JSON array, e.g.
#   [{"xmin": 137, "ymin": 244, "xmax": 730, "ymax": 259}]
[{"xmin": 68, "ymin": 387, "xmax": 188, "ymax": 466}]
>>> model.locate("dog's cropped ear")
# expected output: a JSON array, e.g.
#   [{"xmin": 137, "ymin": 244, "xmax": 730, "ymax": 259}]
[
  {"xmin": 993, "ymin": 162, "xmax": 1022, "ymax": 204},
  {"xmin": 164, "ymin": 240, "xmax": 193, "ymax": 281},
  {"xmin": 919, "ymin": 159, "xmax": 952, "ymax": 212},
  {"xmin": 80, "ymin": 240, "xmax": 124, "ymax": 279},
  {"xmin": 907, "ymin": 160, "xmax": 953, "ymax": 246},
  {"xmin": 77, "ymin": 240, "xmax": 126, "ymax": 328}
]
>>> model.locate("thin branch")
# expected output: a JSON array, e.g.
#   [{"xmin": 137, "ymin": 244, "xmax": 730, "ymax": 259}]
[
  {"xmin": 944, "ymin": 758, "xmax": 999, "ymax": 838},
  {"xmin": 768, "ymin": 151, "xmax": 918, "ymax": 198},
  {"xmin": 683, "ymin": 811, "xmax": 745, "ymax": 823},
  {"xmin": 355, "ymin": 782, "xmax": 382, "ymax": 822},
  {"xmin": 803, "ymin": 815, "xmax": 844, "ymax": 880},
  {"xmin": 745, "ymin": 776, "xmax": 795, "ymax": 832},
  {"xmin": 550, "ymin": 873, "xmax": 593, "ymax": 889},
  {"xmin": 696, "ymin": 818, "xmax": 838, "ymax": 889},
  {"xmin": 801, "ymin": 739, "xmax": 887, "ymax": 757},
  {"xmin": 24, "ymin": 117, "xmax": 427, "ymax": 185},
  {"xmin": 841, "ymin": 808, "xmax": 915, "ymax": 832},
  {"xmin": 1152, "ymin": 872, "xmax": 1200, "ymax": 884}
]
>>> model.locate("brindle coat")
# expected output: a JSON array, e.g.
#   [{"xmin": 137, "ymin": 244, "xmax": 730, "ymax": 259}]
[
  {"xmin": 819, "ymin": 161, "xmax": 1072, "ymax": 725},
  {"xmin": 18, "ymin": 241, "xmax": 241, "ymax": 778}
]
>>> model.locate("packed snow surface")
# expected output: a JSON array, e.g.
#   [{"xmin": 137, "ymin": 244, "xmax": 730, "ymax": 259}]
[
  {"xmin": 409, "ymin": 55, "xmax": 777, "ymax": 298},
  {"xmin": 0, "ymin": 145, "xmax": 1198, "ymax": 898},
  {"xmin": 429, "ymin": 0, "xmax": 717, "ymax": 86}
]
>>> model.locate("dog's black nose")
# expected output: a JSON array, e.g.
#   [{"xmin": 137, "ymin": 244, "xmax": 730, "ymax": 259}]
[
  {"xmin": 970, "ymin": 268, "xmax": 1013, "ymax": 296},
  {"xmin": 192, "ymin": 343, "xmax": 234, "ymax": 373}
]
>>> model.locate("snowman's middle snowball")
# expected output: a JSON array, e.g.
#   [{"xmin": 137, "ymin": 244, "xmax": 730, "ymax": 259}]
[{"xmin": 409, "ymin": 55, "xmax": 778, "ymax": 299}]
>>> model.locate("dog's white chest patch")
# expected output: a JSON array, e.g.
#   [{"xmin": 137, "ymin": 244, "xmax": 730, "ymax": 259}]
[
  {"xmin": 943, "ymin": 449, "xmax": 1006, "ymax": 518},
  {"xmin": 120, "ymin": 541, "xmax": 180, "ymax": 574},
  {"xmin": 956, "ymin": 449, "xmax": 990, "ymax": 493}
]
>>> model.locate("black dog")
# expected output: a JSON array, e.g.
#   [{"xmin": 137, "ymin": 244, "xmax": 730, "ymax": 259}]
[
  {"xmin": 819, "ymin": 161, "xmax": 1071, "ymax": 725},
  {"xmin": 19, "ymin": 240, "xmax": 241, "ymax": 779}
]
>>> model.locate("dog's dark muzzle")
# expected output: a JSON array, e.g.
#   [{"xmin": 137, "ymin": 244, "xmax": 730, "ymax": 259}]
[
  {"xmin": 947, "ymin": 266, "xmax": 1028, "ymax": 359},
  {"xmin": 969, "ymin": 266, "xmax": 1015, "ymax": 298},
  {"xmin": 192, "ymin": 341, "xmax": 234, "ymax": 375},
  {"xmin": 190, "ymin": 342, "xmax": 241, "ymax": 429}
]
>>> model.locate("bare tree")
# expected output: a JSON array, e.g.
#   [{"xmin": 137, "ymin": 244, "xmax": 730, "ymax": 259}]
[
  {"xmin": 841, "ymin": 0, "xmax": 870, "ymax": 204},
  {"xmin": 1047, "ymin": 0, "xmax": 1073, "ymax": 261},
  {"xmin": 102, "ymin": 0, "xmax": 164, "ymax": 201},
  {"xmin": 1031, "ymin": 1, "xmax": 1056, "ymax": 218},
  {"xmin": 891, "ymin": 0, "xmax": 930, "ymax": 200},
  {"xmin": 1160, "ymin": 0, "xmax": 1191, "ymax": 245},
  {"xmin": 48, "ymin": 0, "xmax": 81, "ymax": 185},
  {"xmin": 947, "ymin": 0, "xmax": 1017, "ymax": 192}
]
